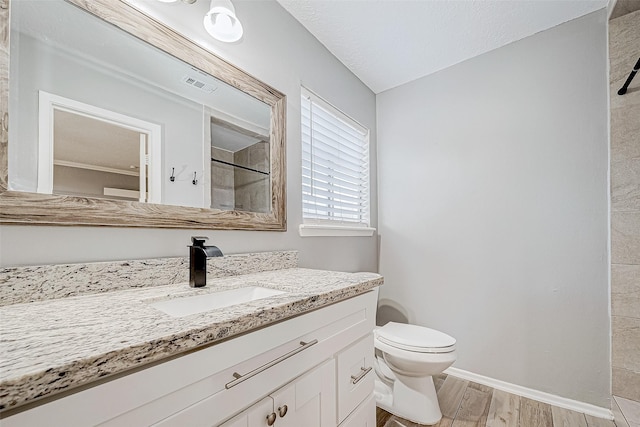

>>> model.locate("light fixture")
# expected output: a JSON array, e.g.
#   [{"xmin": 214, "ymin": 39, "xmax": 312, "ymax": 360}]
[{"xmin": 203, "ymin": 0, "xmax": 243, "ymax": 43}]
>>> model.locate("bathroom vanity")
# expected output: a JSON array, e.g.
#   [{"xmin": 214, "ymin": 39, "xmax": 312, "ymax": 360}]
[{"xmin": 0, "ymin": 252, "xmax": 382, "ymax": 426}]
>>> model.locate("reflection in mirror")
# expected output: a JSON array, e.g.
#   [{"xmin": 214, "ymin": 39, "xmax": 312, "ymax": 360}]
[
  {"xmin": 209, "ymin": 116, "xmax": 270, "ymax": 213},
  {"xmin": 54, "ymin": 110, "xmax": 144, "ymax": 202},
  {"xmin": 9, "ymin": 0, "xmax": 271, "ymax": 212},
  {"xmin": 40, "ymin": 92, "xmax": 162, "ymax": 203},
  {"xmin": 1, "ymin": 0, "xmax": 286, "ymax": 230}
]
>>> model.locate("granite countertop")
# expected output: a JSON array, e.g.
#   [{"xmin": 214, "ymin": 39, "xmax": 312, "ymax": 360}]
[{"xmin": 0, "ymin": 268, "xmax": 382, "ymax": 411}]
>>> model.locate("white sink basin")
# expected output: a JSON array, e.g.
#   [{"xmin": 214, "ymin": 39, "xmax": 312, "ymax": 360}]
[{"xmin": 150, "ymin": 286, "xmax": 286, "ymax": 318}]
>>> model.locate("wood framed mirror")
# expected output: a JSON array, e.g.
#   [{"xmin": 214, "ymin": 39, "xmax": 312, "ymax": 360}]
[{"xmin": 0, "ymin": 0, "xmax": 286, "ymax": 230}]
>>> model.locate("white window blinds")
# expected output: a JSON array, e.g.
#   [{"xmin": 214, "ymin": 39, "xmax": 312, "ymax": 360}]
[{"xmin": 301, "ymin": 88, "xmax": 370, "ymax": 226}]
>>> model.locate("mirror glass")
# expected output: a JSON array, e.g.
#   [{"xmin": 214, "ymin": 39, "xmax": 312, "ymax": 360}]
[
  {"xmin": 8, "ymin": 0, "xmax": 272, "ymax": 213},
  {"xmin": 53, "ymin": 109, "xmax": 148, "ymax": 202}
]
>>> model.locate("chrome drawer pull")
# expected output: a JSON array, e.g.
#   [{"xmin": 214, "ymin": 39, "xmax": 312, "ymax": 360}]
[
  {"xmin": 350, "ymin": 366, "xmax": 372, "ymax": 384},
  {"xmin": 225, "ymin": 340, "xmax": 319, "ymax": 389}
]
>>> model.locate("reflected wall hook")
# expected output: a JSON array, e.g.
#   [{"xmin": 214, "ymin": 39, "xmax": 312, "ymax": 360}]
[
  {"xmin": 170, "ymin": 167, "xmax": 175, "ymax": 182},
  {"xmin": 192, "ymin": 172, "xmax": 198, "ymax": 185}
]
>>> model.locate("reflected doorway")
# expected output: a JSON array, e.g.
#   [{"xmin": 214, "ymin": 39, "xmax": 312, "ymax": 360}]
[{"xmin": 37, "ymin": 92, "xmax": 162, "ymax": 203}]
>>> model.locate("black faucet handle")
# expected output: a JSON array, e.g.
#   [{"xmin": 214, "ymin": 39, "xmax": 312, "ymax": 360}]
[{"xmin": 191, "ymin": 236, "xmax": 209, "ymax": 247}]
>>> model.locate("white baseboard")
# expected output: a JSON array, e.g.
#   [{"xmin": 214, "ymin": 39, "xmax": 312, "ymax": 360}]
[{"xmin": 444, "ymin": 367, "xmax": 613, "ymax": 420}]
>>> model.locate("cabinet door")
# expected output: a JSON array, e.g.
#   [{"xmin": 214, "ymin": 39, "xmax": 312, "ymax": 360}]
[
  {"xmin": 339, "ymin": 394, "xmax": 375, "ymax": 427},
  {"xmin": 219, "ymin": 397, "xmax": 274, "ymax": 427},
  {"xmin": 271, "ymin": 359, "xmax": 336, "ymax": 427}
]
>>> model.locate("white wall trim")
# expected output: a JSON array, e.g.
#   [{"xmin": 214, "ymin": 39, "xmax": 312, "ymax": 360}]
[
  {"xmin": 103, "ymin": 187, "xmax": 142, "ymax": 199},
  {"xmin": 445, "ymin": 367, "xmax": 613, "ymax": 420},
  {"xmin": 53, "ymin": 160, "xmax": 140, "ymax": 177},
  {"xmin": 299, "ymin": 224, "xmax": 376, "ymax": 237}
]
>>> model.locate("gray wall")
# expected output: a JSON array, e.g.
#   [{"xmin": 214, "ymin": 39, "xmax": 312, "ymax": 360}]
[
  {"xmin": 53, "ymin": 166, "xmax": 139, "ymax": 200},
  {"xmin": 0, "ymin": 0, "xmax": 378, "ymax": 272},
  {"xmin": 376, "ymin": 10, "xmax": 610, "ymax": 407},
  {"xmin": 609, "ymin": 9, "xmax": 640, "ymax": 403}
]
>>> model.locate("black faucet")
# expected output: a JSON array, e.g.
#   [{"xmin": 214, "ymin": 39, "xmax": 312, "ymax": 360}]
[{"xmin": 189, "ymin": 236, "xmax": 223, "ymax": 287}]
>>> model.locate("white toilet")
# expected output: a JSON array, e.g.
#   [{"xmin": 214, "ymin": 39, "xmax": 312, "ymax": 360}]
[{"xmin": 373, "ymin": 322, "xmax": 457, "ymax": 425}]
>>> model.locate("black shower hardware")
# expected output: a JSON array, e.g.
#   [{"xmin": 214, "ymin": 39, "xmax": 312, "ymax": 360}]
[
  {"xmin": 169, "ymin": 167, "xmax": 175, "ymax": 182},
  {"xmin": 189, "ymin": 236, "xmax": 223, "ymax": 288},
  {"xmin": 192, "ymin": 172, "xmax": 198, "ymax": 185},
  {"xmin": 618, "ymin": 57, "xmax": 640, "ymax": 95},
  {"xmin": 211, "ymin": 157, "xmax": 270, "ymax": 175}
]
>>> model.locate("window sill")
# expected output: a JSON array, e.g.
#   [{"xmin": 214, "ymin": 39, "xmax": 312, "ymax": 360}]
[{"xmin": 298, "ymin": 224, "xmax": 376, "ymax": 237}]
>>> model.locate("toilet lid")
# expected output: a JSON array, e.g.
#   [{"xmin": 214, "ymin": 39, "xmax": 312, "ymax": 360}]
[{"xmin": 376, "ymin": 322, "xmax": 456, "ymax": 353}]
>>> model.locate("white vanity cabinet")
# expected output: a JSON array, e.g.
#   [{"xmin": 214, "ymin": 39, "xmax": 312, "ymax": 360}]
[
  {"xmin": 1, "ymin": 289, "xmax": 378, "ymax": 427},
  {"xmin": 220, "ymin": 359, "xmax": 335, "ymax": 427}
]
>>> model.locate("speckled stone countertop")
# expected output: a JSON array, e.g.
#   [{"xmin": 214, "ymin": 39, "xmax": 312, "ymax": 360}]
[
  {"xmin": 0, "ymin": 251, "xmax": 299, "ymax": 306},
  {"xmin": 0, "ymin": 268, "xmax": 382, "ymax": 411}
]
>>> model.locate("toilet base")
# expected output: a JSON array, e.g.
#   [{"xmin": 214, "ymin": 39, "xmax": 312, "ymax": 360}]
[{"xmin": 374, "ymin": 374, "xmax": 443, "ymax": 425}]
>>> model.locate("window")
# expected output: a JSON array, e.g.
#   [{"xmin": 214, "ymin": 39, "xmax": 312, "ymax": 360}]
[{"xmin": 300, "ymin": 87, "xmax": 374, "ymax": 237}]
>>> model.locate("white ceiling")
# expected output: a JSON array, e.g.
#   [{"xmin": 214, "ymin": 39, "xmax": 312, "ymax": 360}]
[
  {"xmin": 277, "ymin": 0, "xmax": 608, "ymax": 94},
  {"xmin": 54, "ymin": 110, "xmax": 141, "ymax": 172}
]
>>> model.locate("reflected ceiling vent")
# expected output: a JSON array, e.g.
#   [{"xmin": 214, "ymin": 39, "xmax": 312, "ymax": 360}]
[{"xmin": 182, "ymin": 75, "xmax": 217, "ymax": 93}]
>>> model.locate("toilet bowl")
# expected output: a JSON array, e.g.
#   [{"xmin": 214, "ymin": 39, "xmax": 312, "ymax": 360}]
[{"xmin": 373, "ymin": 322, "xmax": 457, "ymax": 425}]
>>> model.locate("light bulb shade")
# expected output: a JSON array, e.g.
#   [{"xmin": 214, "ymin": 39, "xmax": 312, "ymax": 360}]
[{"xmin": 204, "ymin": 0, "xmax": 243, "ymax": 43}]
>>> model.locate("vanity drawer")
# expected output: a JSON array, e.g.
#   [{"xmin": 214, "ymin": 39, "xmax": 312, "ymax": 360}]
[
  {"xmin": 336, "ymin": 334, "xmax": 375, "ymax": 424},
  {"xmin": 151, "ymin": 336, "xmax": 330, "ymax": 426}
]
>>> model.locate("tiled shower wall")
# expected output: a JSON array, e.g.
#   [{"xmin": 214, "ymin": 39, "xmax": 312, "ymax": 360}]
[
  {"xmin": 210, "ymin": 143, "xmax": 269, "ymax": 212},
  {"xmin": 234, "ymin": 141, "xmax": 270, "ymax": 213},
  {"xmin": 609, "ymin": 9, "xmax": 640, "ymax": 403}
]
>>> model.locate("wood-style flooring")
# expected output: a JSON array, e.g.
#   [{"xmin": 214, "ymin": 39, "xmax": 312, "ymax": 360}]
[{"xmin": 376, "ymin": 374, "xmax": 619, "ymax": 427}]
